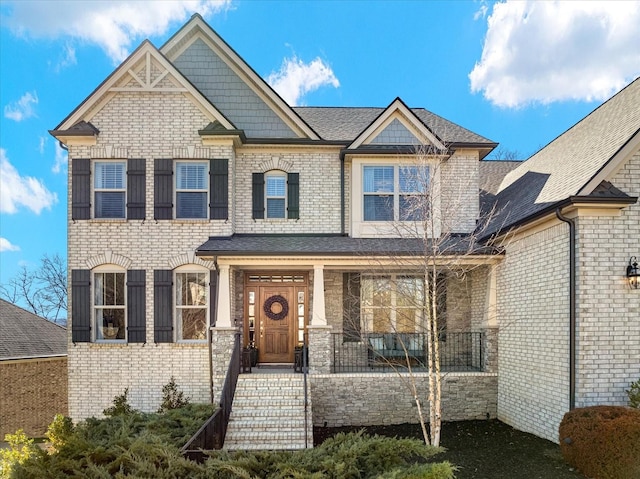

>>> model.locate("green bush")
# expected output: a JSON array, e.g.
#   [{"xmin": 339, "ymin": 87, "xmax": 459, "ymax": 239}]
[
  {"xmin": 46, "ymin": 414, "xmax": 74, "ymax": 453},
  {"xmin": 0, "ymin": 429, "xmax": 38, "ymax": 479},
  {"xmin": 627, "ymin": 379, "xmax": 640, "ymax": 408},
  {"xmin": 11, "ymin": 416, "xmax": 454, "ymax": 479},
  {"xmin": 559, "ymin": 405, "xmax": 640, "ymax": 479},
  {"xmin": 158, "ymin": 376, "xmax": 190, "ymax": 413},
  {"xmin": 102, "ymin": 388, "xmax": 136, "ymax": 417}
]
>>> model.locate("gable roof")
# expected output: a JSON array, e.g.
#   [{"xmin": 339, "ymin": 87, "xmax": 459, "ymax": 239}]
[
  {"xmin": 160, "ymin": 14, "xmax": 320, "ymax": 140},
  {"xmin": 0, "ymin": 299, "xmax": 67, "ymax": 361},
  {"xmin": 51, "ymin": 39, "xmax": 234, "ymax": 136},
  {"xmin": 482, "ymin": 77, "xmax": 640, "ymax": 237}
]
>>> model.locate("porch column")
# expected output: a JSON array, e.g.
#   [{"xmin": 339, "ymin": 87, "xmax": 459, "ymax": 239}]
[
  {"xmin": 312, "ymin": 264, "xmax": 326, "ymax": 326},
  {"xmin": 216, "ymin": 264, "xmax": 232, "ymax": 327}
]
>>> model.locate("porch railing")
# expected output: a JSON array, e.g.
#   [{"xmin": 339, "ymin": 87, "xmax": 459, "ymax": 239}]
[
  {"xmin": 331, "ymin": 331, "xmax": 484, "ymax": 373},
  {"xmin": 181, "ymin": 332, "xmax": 241, "ymax": 461}
]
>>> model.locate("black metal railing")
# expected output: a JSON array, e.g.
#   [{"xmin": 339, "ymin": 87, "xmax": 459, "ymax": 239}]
[
  {"xmin": 331, "ymin": 331, "xmax": 484, "ymax": 373},
  {"xmin": 182, "ymin": 332, "xmax": 241, "ymax": 461},
  {"xmin": 302, "ymin": 336, "xmax": 309, "ymax": 448}
]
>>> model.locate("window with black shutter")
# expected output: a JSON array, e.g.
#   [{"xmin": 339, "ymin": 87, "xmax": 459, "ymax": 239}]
[
  {"xmin": 71, "ymin": 160, "xmax": 91, "ymax": 220},
  {"xmin": 127, "ymin": 270, "xmax": 146, "ymax": 343},
  {"xmin": 209, "ymin": 159, "xmax": 228, "ymax": 220},
  {"xmin": 154, "ymin": 270, "xmax": 173, "ymax": 342},
  {"xmin": 127, "ymin": 159, "xmax": 146, "ymax": 220},
  {"xmin": 71, "ymin": 269, "xmax": 91, "ymax": 342},
  {"xmin": 154, "ymin": 159, "xmax": 173, "ymax": 220}
]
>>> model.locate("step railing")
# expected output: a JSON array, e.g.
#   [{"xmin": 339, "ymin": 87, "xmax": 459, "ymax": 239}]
[{"xmin": 181, "ymin": 332, "xmax": 241, "ymax": 461}]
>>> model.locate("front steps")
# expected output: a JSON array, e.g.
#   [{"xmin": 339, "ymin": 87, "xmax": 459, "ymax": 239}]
[{"xmin": 224, "ymin": 373, "xmax": 313, "ymax": 450}]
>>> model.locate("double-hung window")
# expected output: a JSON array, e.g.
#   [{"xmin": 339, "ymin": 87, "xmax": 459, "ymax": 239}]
[
  {"xmin": 176, "ymin": 162, "xmax": 208, "ymax": 219},
  {"xmin": 361, "ymin": 275, "xmax": 424, "ymax": 333},
  {"xmin": 94, "ymin": 161, "xmax": 126, "ymax": 218},
  {"xmin": 175, "ymin": 271, "xmax": 208, "ymax": 341},
  {"xmin": 265, "ymin": 171, "xmax": 287, "ymax": 218},
  {"xmin": 94, "ymin": 271, "xmax": 126, "ymax": 340},
  {"xmin": 363, "ymin": 165, "xmax": 428, "ymax": 221}
]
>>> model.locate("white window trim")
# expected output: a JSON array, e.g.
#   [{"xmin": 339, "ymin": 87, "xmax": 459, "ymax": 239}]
[
  {"xmin": 265, "ymin": 170, "xmax": 287, "ymax": 219},
  {"xmin": 174, "ymin": 160, "xmax": 209, "ymax": 219},
  {"xmin": 93, "ymin": 160, "xmax": 126, "ymax": 220},
  {"xmin": 92, "ymin": 265, "xmax": 127, "ymax": 343},
  {"xmin": 174, "ymin": 265, "xmax": 209, "ymax": 343},
  {"xmin": 351, "ymin": 157, "xmax": 440, "ymax": 238}
]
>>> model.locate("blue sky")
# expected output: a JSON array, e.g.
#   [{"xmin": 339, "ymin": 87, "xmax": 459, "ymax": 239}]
[{"xmin": 1, "ymin": 0, "xmax": 639, "ymax": 294}]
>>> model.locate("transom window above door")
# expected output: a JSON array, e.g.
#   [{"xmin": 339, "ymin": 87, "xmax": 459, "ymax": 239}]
[
  {"xmin": 363, "ymin": 165, "xmax": 428, "ymax": 221},
  {"xmin": 176, "ymin": 161, "xmax": 208, "ymax": 219},
  {"xmin": 94, "ymin": 161, "xmax": 126, "ymax": 218},
  {"xmin": 265, "ymin": 171, "xmax": 287, "ymax": 218}
]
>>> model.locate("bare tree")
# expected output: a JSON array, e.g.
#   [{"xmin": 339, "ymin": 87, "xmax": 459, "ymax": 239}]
[
  {"xmin": 1, "ymin": 253, "xmax": 67, "ymax": 324},
  {"xmin": 487, "ymin": 146, "xmax": 522, "ymax": 161},
  {"xmin": 348, "ymin": 142, "xmax": 500, "ymax": 447}
]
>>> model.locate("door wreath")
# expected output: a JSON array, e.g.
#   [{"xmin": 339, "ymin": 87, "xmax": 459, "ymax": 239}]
[{"xmin": 264, "ymin": 294, "xmax": 289, "ymax": 320}]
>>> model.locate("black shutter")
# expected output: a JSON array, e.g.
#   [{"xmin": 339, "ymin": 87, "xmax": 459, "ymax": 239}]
[
  {"xmin": 127, "ymin": 159, "xmax": 146, "ymax": 220},
  {"xmin": 72, "ymin": 159, "xmax": 91, "ymax": 220},
  {"xmin": 210, "ymin": 159, "xmax": 228, "ymax": 220},
  {"xmin": 154, "ymin": 270, "xmax": 173, "ymax": 342},
  {"xmin": 287, "ymin": 172, "xmax": 299, "ymax": 219},
  {"xmin": 252, "ymin": 173, "xmax": 264, "ymax": 219},
  {"xmin": 154, "ymin": 159, "xmax": 173, "ymax": 220},
  {"xmin": 127, "ymin": 270, "xmax": 146, "ymax": 343},
  {"xmin": 71, "ymin": 269, "xmax": 91, "ymax": 342},
  {"xmin": 210, "ymin": 269, "xmax": 218, "ymax": 327},
  {"xmin": 343, "ymin": 273, "xmax": 361, "ymax": 342}
]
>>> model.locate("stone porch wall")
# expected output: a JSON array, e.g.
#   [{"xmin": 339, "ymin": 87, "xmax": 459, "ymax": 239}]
[
  {"xmin": 310, "ymin": 372, "xmax": 497, "ymax": 427},
  {"xmin": 0, "ymin": 357, "xmax": 68, "ymax": 437}
]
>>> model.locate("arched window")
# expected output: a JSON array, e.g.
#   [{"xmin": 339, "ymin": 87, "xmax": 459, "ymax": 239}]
[
  {"xmin": 174, "ymin": 265, "xmax": 209, "ymax": 341},
  {"xmin": 93, "ymin": 265, "xmax": 126, "ymax": 341},
  {"xmin": 265, "ymin": 170, "xmax": 287, "ymax": 219}
]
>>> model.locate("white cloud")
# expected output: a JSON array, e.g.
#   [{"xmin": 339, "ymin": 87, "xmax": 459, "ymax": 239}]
[
  {"xmin": 469, "ymin": 1, "xmax": 640, "ymax": 108},
  {"xmin": 3, "ymin": 0, "xmax": 232, "ymax": 63},
  {"xmin": 0, "ymin": 238, "xmax": 20, "ymax": 252},
  {"xmin": 38, "ymin": 136, "xmax": 47, "ymax": 154},
  {"xmin": 474, "ymin": 1, "xmax": 489, "ymax": 21},
  {"xmin": 267, "ymin": 56, "xmax": 340, "ymax": 106},
  {"xmin": 54, "ymin": 42, "xmax": 77, "ymax": 72},
  {"xmin": 52, "ymin": 142, "xmax": 68, "ymax": 174},
  {"xmin": 0, "ymin": 148, "xmax": 58, "ymax": 214},
  {"xmin": 4, "ymin": 91, "xmax": 38, "ymax": 121}
]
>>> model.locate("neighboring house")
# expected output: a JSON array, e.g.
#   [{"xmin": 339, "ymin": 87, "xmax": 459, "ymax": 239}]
[
  {"xmin": 0, "ymin": 299, "xmax": 68, "ymax": 437},
  {"xmin": 49, "ymin": 14, "xmax": 639, "ymax": 445}
]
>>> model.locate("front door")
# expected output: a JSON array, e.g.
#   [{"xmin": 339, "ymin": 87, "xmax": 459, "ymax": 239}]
[{"xmin": 258, "ymin": 286, "xmax": 295, "ymax": 363}]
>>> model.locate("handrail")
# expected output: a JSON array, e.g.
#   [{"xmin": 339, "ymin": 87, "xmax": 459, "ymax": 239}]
[
  {"xmin": 182, "ymin": 332, "xmax": 241, "ymax": 461},
  {"xmin": 302, "ymin": 334, "xmax": 309, "ymax": 448}
]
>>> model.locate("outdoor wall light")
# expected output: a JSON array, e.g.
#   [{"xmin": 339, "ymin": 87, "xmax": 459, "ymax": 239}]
[{"xmin": 627, "ymin": 257, "xmax": 639, "ymax": 289}]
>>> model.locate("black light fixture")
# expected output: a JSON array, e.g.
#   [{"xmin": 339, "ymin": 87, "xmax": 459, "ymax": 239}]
[{"xmin": 627, "ymin": 257, "xmax": 639, "ymax": 289}]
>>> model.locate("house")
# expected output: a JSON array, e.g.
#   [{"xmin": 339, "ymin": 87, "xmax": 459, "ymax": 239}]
[
  {"xmin": 49, "ymin": 14, "xmax": 639, "ymax": 447},
  {"xmin": 0, "ymin": 299, "xmax": 68, "ymax": 437}
]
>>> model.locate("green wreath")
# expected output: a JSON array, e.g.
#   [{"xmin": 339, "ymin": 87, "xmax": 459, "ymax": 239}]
[{"xmin": 264, "ymin": 294, "xmax": 289, "ymax": 321}]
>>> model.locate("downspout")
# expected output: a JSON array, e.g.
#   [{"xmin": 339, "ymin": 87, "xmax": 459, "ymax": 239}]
[
  {"xmin": 340, "ymin": 153, "xmax": 345, "ymax": 235},
  {"xmin": 208, "ymin": 256, "xmax": 219, "ymax": 404},
  {"xmin": 555, "ymin": 208, "xmax": 576, "ymax": 410}
]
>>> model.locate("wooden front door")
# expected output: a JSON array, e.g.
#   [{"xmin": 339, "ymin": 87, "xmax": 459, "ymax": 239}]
[{"xmin": 257, "ymin": 286, "xmax": 296, "ymax": 363}]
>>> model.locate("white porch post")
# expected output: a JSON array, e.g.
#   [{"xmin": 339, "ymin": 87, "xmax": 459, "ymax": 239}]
[
  {"xmin": 312, "ymin": 264, "xmax": 326, "ymax": 326},
  {"xmin": 216, "ymin": 264, "xmax": 232, "ymax": 327}
]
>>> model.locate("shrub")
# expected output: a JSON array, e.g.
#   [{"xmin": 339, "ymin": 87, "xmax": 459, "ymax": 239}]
[
  {"xmin": 103, "ymin": 387, "xmax": 136, "ymax": 417},
  {"xmin": 158, "ymin": 376, "xmax": 190, "ymax": 413},
  {"xmin": 0, "ymin": 429, "xmax": 38, "ymax": 479},
  {"xmin": 559, "ymin": 405, "xmax": 640, "ymax": 479},
  {"xmin": 46, "ymin": 414, "xmax": 74, "ymax": 453},
  {"xmin": 627, "ymin": 379, "xmax": 640, "ymax": 408}
]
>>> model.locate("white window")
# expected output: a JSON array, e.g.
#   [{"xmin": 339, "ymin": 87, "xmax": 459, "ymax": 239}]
[
  {"xmin": 94, "ymin": 271, "xmax": 126, "ymax": 341},
  {"xmin": 265, "ymin": 171, "xmax": 287, "ymax": 218},
  {"xmin": 363, "ymin": 165, "xmax": 428, "ymax": 222},
  {"xmin": 361, "ymin": 275, "xmax": 424, "ymax": 333},
  {"xmin": 175, "ymin": 271, "xmax": 208, "ymax": 341},
  {"xmin": 95, "ymin": 161, "xmax": 126, "ymax": 218},
  {"xmin": 176, "ymin": 162, "xmax": 208, "ymax": 218}
]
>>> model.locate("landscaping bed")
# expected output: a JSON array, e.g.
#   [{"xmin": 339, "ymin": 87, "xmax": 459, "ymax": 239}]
[{"xmin": 315, "ymin": 419, "xmax": 586, "ymax": 479}]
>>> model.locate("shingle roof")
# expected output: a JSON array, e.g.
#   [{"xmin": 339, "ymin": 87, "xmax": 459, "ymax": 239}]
[
  {"xmin": 197, "ymin": 234, "xmax": 499, "ymax": 257},
  {"xmin": 293, "ymin": 107, "xmax": 495, "ymax": 145},
  {"xmin": 481, "ymin": 77, "xmax": 640, "ymax": 238},
  {"xmin": 479, "ymin": 160, "xmax": 522, "ymax": 196},
  {"xmin": 499, "ymin": 78, "xmax": 640, "ymax": 201},
  {"xmin": 0, "ymin": 299, "xmax": 67, "ymax": 360}
]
